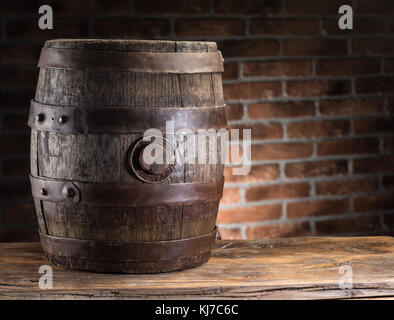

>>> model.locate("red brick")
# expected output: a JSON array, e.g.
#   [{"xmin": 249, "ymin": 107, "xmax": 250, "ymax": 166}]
[
  {"xmin": 0, "ymin": 135, "xmax": 29, "ymax": 156},
  {"xmin": 383, "ymin": 214, "xmax": 394, "ymax": 229},
  {"xmin": 217, "ymin": 227, "xmax": 242, "ymax": 240},
  {"xmin": 353, "ymin": 117, "xmax": 394, "ymax": 134},
  {"xmin": 352, "ymin": 38, "xmax": 394, "ymax": 55},
  {"xmin": 283, "ymin": 39, "xmax": 347, "ymax": 56},
  {"xmin": 383, "ymin": 176, "xmax": 394, "ymax": 190},
  {"xmin": 388, "ymin": 98, "xmax": 394, "ymax": 115},
  {"xmin": 0, "ymin": 88, "xmax": 35, "ymax": 109},
  {"xmin": 94, "ymin": 18, "xmax": 170, "ymax": 38},
  {"xmin": 245, "ymin": 222, "xmax": 311, "ymax": 239},
  {"xmin": 250, "ymin": 19, "xmax": 317, "ymax": 35},
  {"xmin": 285, "ymin": 160, "xmax": 348, "ymax": 179},
  {"xmin": 0, "ymin": 226, "xmax": 39, "ymax": 242},
  {"xmin": 0, "ymin": 180, "xmax": 31, "ymax": 202},
  {"xmin": 224, "ymin": 164, "xmax": 280, "ymax": 183},
  {"xmin": 286, "ymin": 120, "xmax": 350, "ymax": 138},
  {"xmin": 251, "ymin": 143, "xmax": 313, "ymax": 161},
  {"xmin": 51, "ymin": 0, "xmax": 129, "ymax": 14},
  {"xmin": 384, "ymin": 59, "xmax": 394, "ymax": 73},
  {"xmin": 0, "ymin": 1, "xmax": 39, "ymax": 15},
  {"xmin": 135, "ymin": 0, "xmax": 210, "ymax": 14},
  {"xmin": 356, "ymin": 77, "xmax": 394, "ymax": 95},
  {"xmin": 248, "ymin": 101, "xmax": 315, "ymax": 119},
  {"xmin": 219, "ymin": 40, "xmax": 279, "ymax": 58},
  {"xmin": 2, "ymin": 203, "xmax": 36, "ymax": 225},
  {"xmin": 224, "ymin": 82, "xmax": 281, "ymax": 100},
  {"xmin": 316, "ymin": 59, "xmax": 380, "ymax": 77},
  {"xmin": 226, "ymin": 104, "xmax": 243, "ymax": 120},
  {"xmin": 2, "ymin": 113, "xmax": 29, "ymax": 133},
  {"xmin": 243, "ymin": 60, "xmax": 312, "ymax": 77},
  {"xmin": 175, "ymin": 19, "xmax": 245, "ymax": 37},
  {"xmin": 353, "ymin": 193, "xmax": 394, "ymax": 213},
  {"xmin": 317, "ymin": 138, "xmax": 379, "ymax": 156},
  {"xmin": 357, "ymin": 17, "xmax": 388, "ymax": 33},
  {"xmin": 229, "ymin": 122, "xmax": 282, "ymax": 140},
  {"xmin": 2, "ymin": 158, "xmax": 30, "ymax": 177},
  {"xmin": 245, "ymin": 182, "xmax": 310, "ymax": 202},
  {"xmin": 0, "ymin": 0, "xmax": 128, "ymax": 15},
  {"xmin": 285, "ymin": 0, "xmax": 348, "ymax": 14},
  {"xmin": 287, "ymin": 199, "xmax": 348, "ymax": 219},
  {"xmin": 214, "ymin": 0, "xmax": 282, "ymax": 15},
  {"xmin": 319, "ymin": 98, "xmax": 384, "ymax": 116},
  {"xmin": 223, "ymin": 62, "xmax": 239, "ymax": 80},
  {"xmin": 316, "ymin": 178, "xmax": 378, "ymax": 196},
  {"xmin": 286, "ymin": 80, "xmax": 351, "ymax": 97},
  {"xmin": 322, "ymin": 17, "xmax": 386, "ymax": 35},
  {"xmin": 218, "ymin": 204, "xmax": 281, "ymax": 224},
  {"xmin": 6, "ymin": 18, "xmax": 89, "ymax": 39},
  {"xmin": 315, "ymin": 215, "xmax": 380, "ymax": 235},
  {"xmin": 0, "ymin": 66, "xmax": 38, "ymax": 87},
  {"xmin": 357, "ymin": 0, "xmax": 394, "ymax": 14},
  {"xmin": 0, "ymin": 44, "xmax": 41, "ymax": 64},
  {"xmin": 353, "ymin": 156, "xmax": 394, "ymax": 174},
  {"xmin": 221, "ymin": 188, "xmax": 241, "ymax": 205},
  {"xmin": 383, "ymin": 137, "xmax": 394, "ymax": 153}
]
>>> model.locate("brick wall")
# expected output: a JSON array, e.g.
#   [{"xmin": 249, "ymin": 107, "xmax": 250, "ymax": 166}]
[{"xmin": 0, "ymin": 0, "xmax": 393, "ymax": 241}]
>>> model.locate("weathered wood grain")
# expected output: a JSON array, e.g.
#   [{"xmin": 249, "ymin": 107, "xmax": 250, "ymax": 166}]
[
  {"xmin": 0, "ymin": 237, "xmax": 393, "ymax": 300},
  {"xmin": 31, "ymin": 39, "xmax": 226, "ymax": 245}
]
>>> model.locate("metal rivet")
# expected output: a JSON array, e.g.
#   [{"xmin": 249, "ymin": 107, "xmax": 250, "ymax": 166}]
[
  {"xmin": 40, "ymin": 188, "xmax": 47, "ymax": 196},
  {"xmin": 58, "ymin": 116, "xmax": 67, "ymax": 125},
  {"xmin": 64, "ymin": 188, "xmax": 75, "ymax": 198},
  {"xmin": 36, "ymin": 113, "xmax": 45, "ymax": 122}
]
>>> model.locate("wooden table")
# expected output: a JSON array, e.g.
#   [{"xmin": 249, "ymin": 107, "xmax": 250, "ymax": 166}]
[{"xmin": 1, "ymin": 237, "xmax": 393, "ymax": 300}]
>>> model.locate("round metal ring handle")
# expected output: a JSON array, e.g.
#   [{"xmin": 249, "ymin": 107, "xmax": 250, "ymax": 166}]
[{"xmin": 128, "ymin": 136, "xmax": 175, "ymax": 184}]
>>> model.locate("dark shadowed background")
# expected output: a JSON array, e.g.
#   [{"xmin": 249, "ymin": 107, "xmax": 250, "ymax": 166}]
[{"xmin": 0, "ymin": 0, "xmax": 393, "ymax": 241}]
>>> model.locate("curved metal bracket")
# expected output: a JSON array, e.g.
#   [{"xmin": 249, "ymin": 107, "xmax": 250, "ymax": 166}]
[
  {"xmin": 29, "ymin": 175, "xmax": 224, "ymax": 206},
  {"xmin": 30, "ymin": 175, "xmax": 80, "ymax": 205}
]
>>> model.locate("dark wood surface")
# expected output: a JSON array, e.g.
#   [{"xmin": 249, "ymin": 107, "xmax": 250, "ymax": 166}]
[{"xmin": 1, "ymin": 237, "xmax": 393, "ymax": 300}]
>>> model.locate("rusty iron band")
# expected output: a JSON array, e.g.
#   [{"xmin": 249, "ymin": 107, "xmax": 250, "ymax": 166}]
[
  {"xmin": 28, "ymin": 100, "xmax": 228, "ymax": 134},
  {"xmin": 30, "ymin": 175, "xmax": 224, "ymax": 206},
  {"xmin": 38, "ymin": 47, "xmax": 224, "ymax": 73},
  {"xmin": 39, "ymin": 227, "xmax": 217, "ymax": 262}
]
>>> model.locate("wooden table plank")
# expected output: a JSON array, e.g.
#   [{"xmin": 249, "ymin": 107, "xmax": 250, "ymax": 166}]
[{"xmin": 1, "ymin": 237, "xmax": 393, "ymax": 300}]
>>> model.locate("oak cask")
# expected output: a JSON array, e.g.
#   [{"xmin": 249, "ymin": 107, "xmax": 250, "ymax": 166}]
[{"xmin": 28, "ymin": 39, "xmax": 226, "ymax": 273}]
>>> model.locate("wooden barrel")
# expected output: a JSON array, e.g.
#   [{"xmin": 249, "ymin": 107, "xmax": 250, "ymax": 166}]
[{"xmin": 28, "ymin": 39, "xmax": 226, "ymax": 273}]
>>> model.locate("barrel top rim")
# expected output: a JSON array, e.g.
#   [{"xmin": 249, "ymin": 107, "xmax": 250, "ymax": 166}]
[{"xmin": 45, "ymin": 39, "xmax": 218, "ymax": 46}]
